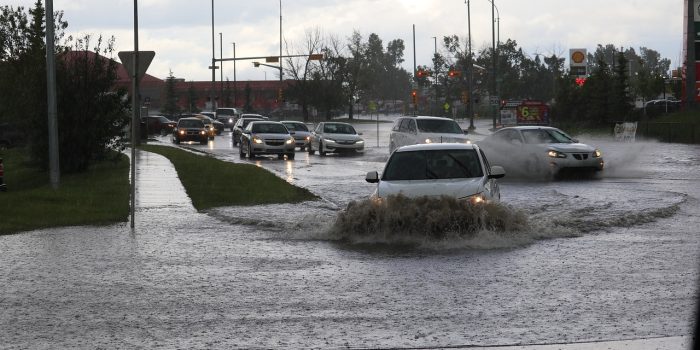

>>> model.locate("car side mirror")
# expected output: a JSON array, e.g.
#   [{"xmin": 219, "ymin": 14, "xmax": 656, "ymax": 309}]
[
  {"xmin": 489, "ymin": 165, "xmax": 506, "ymax": 179},
  {"xmin": 462, "ymin": 129, "xmax": 469, "ymax": 134},
  {"xmin": 572, "ymin": 138, "xmax": 579, "ymax": 143},
  {"xmin": 289, "ymin": 131, "xmax": 296, "ymax": 135},
  {"xmin": 358, "ymin": 132, "xmax": 363, "ymax": 136},
  {"xmin": 365, "ymin": 171, "xmax": 379, "ymax": 183}
]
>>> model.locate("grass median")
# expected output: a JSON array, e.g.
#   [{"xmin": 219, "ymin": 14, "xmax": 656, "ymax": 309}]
[
  {"xmin": 0, "ymin": 149, "xmax": 130, "ymax": 235},
  {"xmin": 139, "ymin": 144, "xmax": 317, "ymax": 210}
]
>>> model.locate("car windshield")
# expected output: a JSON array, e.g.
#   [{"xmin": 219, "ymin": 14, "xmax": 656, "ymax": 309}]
[
  {"xmin": 178, "ymin": 120, "xmax": 203, "ymax": 128},
  {"xmin": 251, "ymin": 123, "xmax": 288, "ymax": 134},
  {"xmin": 241, "ymin": 119, "xmax": 261, "ymax": 128},
  {"xmin": 157, "ymin": 116, "xmax": 172, "ymax": 123},
  {"xmin": 283, "ymin": 123, "xmax": 309, "ymax": 132},
  {"xmin": 522, "ymin": 129, "xmax": 575, "ymax": 144},
  {"xmin": 416, "ymin": 119, "xmax": 462, "ymax": 133},
  {"xmin": 382, "ymin": 149, "xmax": 483, "ymax": 181},
  {"xmin": 323, "ymin": 123, "xmax": 356, "ymax": 134}
]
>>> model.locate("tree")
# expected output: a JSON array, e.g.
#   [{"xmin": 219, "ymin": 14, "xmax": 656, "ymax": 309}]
[
  {"xmin": 187, "ymin": 81, "xmax": 199, "ymax": 113},
  {"xmin": 0, "ymin": 1, "xmax": 129, "ymax": 173},
  {"xmin": 161, "ymin": 70, "xmax": 179, "ymax": 117}
]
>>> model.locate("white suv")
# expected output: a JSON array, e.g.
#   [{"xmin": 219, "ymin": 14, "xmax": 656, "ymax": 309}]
[{"xmin": 389, "ymin": 116, "xmax": 471, "ymax": 153}]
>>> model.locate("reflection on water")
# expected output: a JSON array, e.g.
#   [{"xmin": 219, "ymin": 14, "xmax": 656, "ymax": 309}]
[{"xmin": 285, "ymin": 160, "xmax": 294, "ymax": 183}]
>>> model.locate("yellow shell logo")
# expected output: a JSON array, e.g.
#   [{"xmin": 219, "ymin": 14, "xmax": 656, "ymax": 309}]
[{"xmin": 571, "ymin": 51, "xmax": 585, "ymax": 64}]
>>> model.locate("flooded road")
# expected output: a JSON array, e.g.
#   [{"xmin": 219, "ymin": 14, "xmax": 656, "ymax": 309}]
[{"xmin": 1, "ymin": 117, "xmax": 698, "ymax": 349}]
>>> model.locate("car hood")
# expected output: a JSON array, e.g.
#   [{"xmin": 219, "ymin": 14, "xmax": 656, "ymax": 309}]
[
  {"xmin": 253, "ymin": 133, "xmax": 292, "ymax": 139},
  {"xmin": 322, "ymin": 133, "xmax": 363, "ymax": 141},
  {"xmin": 548, "ymin": 142, "xmax": 596, "ymax": 153},
  {"xmin": 377, "ymin": 177, "xmax": 484, "ymax": 199},
  {"xmin": 420, "ymin": 132, "xmax": 470, "ymax": 143}
]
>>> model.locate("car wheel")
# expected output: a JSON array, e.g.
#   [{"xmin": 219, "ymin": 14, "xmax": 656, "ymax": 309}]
[
  {"xmin": 200, "ymin": 138, "xmax": 207, "ymax": 145},
  {"xmin": 319, "ymin": 141, "xmax": 326, "ymax": 156},
  {"xmin": 160, "ymin": 129, "xmax": 167, "ymax": 137},
  {"xmin": 287, "ymin": 153, "xmax": 295, "ymax": 160},
  {"xmin": 233, "ymin": 136, "xmax": 238, "ymax": 146},
  {"xmin": 277, "ymin": 154, "xmax": 284, "ymax": 160},
  {"xmin": 239, "ymin": 143, "xmax": 245, "ymax": 158},
  {"xmin": 247, "ymin": 142, "xmax": 255, "ymax": 159},
  {"xmin": 307, "ymin": 143, "xmax": 315, "ymax": 155}
]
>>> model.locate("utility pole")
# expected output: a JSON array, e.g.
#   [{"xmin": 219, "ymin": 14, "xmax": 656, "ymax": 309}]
[
  {"xmin": 219, "ymin": 32, "xmax": 223, "ymax": 105},
  {"xmin": 210, "ymin": 0, "xmax": 216, "ymax": 110},
  {"xmin": 45, "ymin": 0, "xmax": 60, "ymax": 189},
  {"xmin": 130, "ymin": 0, "xmax": 140, "ymax": 228},
  {"xmin": 466, "ymin": 0, "xmax": 475, "ymax": 130},
  {"xmin": 232, "ymin": 42, "xmax": 237, "ymax": 106},
  {"xmin": 491, "ymin": 0, "xmax": 497, "ymax": 130}
]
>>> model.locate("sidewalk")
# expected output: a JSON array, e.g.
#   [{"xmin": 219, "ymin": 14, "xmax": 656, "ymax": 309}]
[{"xmin": 133, "ymin": 148, "xmax": 195, "ymax": 213}]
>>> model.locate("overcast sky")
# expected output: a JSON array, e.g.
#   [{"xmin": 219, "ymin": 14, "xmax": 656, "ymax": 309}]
[{"xmin": 6, "ymin": 0, "xmax": 685, "ymax": 82}]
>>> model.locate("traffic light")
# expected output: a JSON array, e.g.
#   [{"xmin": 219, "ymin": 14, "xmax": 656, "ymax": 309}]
[
  {"xmin": 411, "ymin": 90, "xmax": 418, "ymax": 104},
  {"xmin": 416, "ymin": 69, "xmax": 431, "ymax": 78},
  {"xmin": 278, "ymin": 88, "xmax": 284, "ymax": 102}
]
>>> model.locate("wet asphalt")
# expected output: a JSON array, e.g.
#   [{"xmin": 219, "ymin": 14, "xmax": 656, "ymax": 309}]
[{"xmin": 0, "ymin": 116, "xmax": 698, "ymax": 349}]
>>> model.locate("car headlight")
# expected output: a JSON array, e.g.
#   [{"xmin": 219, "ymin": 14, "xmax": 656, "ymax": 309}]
[
  {"xmin": 285, "ymin": 137, "xmax": 294, "ymax": 144},
  {"xmin": 228, "ymin": 118, "xmax": 233, "ymax": 123},
  {"xmin": 425, "ymin": 138, "xmax": 433, "ymax": 144},
  {"xmin": 547, "ymin": 150, "xmax": 567, "ymax": 158},
  {"xmin": 253, "ymin": 136, "xmax": 264, "ymax": 144},
  {"xmin": 356, "ymin": 140, "xmax": 364, "ymax": 144},
  {"xmin": 465, "ymin": 140, "xmax": 472, "ymax": 144},
  {"xmin": 593, "ymin": 149, "xmax": 602, "ymax": 158},
  {"xmin": 323, "ymin": 138, "xmax": 336, "ymax": 143},
  {"xmin": 463, "ymin": 192, "xmax": 486, "ymax": 205},
  {"xmin": 200, "ymin": 130, "xmax": 206, "ymax": 135},
  {"xmin": 178, "ymin": 130, "xmax": 185, "ymax": 135},
  {"xmin": 305, "ymin": 136, "xmax": 310, "ymax": 141}
]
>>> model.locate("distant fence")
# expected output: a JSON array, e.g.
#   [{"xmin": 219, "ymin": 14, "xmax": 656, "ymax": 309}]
[{"xmin": 636, "ymin": 122, "xmax": 700, "ymax": 144}]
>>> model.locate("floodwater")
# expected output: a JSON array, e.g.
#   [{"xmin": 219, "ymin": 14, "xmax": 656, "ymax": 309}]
[{"xmin": 0, "ymin": 117, "xmax": 698, "ymax": 349}]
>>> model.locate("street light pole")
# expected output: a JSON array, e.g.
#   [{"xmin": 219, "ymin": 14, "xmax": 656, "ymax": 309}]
[
  {"xmin": 232, "ymin": 42, "xmax": 237, "ymax": 106},
  {"xmin": 45, "ymin": 0, "xmax": 60, "ymax": 188},
  {"xmin": 490, "ymin": 0, "xmax": 497, "ymax": 129},
  {"xmin": 465, "ymin": 0, "xmax": 475, "ymax": 130},
  {"xmin": 210, "ymin": 0, "xmax": 216, "ymax": 110},
  {"xmin": 432, "ymin": 36, "xmax": 438, "ymax": 115},
  {"xmin": 219, "ymin": 32, "xmax": 223, "ymax": 105}
]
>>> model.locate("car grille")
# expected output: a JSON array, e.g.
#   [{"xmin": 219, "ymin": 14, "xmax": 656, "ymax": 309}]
[
  {"xmin": 572, "ymin": 153, "xmax": 589, "ymax": 160},
  {"xmin": 337, "ymin": 140, "xmax": 356, "ymax": 145},
  {"xmin": 265, "ymin": 140, "xmax": 285, "ymax": 146}
]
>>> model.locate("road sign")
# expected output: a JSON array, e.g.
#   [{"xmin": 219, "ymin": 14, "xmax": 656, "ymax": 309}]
[
  {"xmin": 118, "ymin": 51, "xmax": 155, "ymax": 82},
  {"xmin": 266, "ymin": 56, "xmax": 279, "ymax": 63},
  {"xmin": 308, "ymin": 54, "xmax": 324, "ymax": 60}
]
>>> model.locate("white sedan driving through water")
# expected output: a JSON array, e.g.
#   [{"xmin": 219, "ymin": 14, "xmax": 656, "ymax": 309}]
[{"xmin": 365, "ymin": 143, "xmax": 505, "ymax": 204}]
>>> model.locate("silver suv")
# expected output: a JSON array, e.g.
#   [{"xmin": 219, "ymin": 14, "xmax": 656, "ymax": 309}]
[{"xmin": 389, "ymin": 116, "xmax": 471, "ymax": 153}]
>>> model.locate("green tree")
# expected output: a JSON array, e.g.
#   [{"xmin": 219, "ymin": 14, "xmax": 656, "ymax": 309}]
[
  {"xmin": 161, "ymin": 70, "xmax": 179, "ymax": 117},
  {"xmin": 187, "ymin": 81, "xmax": 199, "ymax": 113},
  {"xmin": 0, "ymin": 1, "xmax": 129, "ymax": 173}
]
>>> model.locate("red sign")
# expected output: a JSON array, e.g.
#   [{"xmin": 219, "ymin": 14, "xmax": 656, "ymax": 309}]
[{"xmin": 516, "ymin": 101, "xmax": 549, "ymax": 125}]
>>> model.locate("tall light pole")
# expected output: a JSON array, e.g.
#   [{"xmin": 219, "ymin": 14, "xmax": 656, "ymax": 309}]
[
  {"xmin": 279, "ymin": 0, "xmax": 284, "ymax": 111},
  {"xmin": 465, "ymin": 0, "xmax": 475, "ymax": 130},
  {"xmin": 432, "ymin": 36, "xmax": 438, "ymax": 115},
  {"xmin": 219, "ymin": 32, "xmax": 223, "ymax": 105},
  {"xmin": 130, "ymin": 0, "xmax": 140, "ymax": 228},
  {"xmin": 232, "ymin": 42, "xmax": 237, "ymax": 106},
  {"xmin": 210, "ymin": 0, "xmax": 216, "ymax": 110},
  {"xmin": 45, "ymin": 0, "xmax": 59, "ymax": 188},
  {"xmin": 489, "ymin": 0, "xmax": 497, "ymax": 129}
]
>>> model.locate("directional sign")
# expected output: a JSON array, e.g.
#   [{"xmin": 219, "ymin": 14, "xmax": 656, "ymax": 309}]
[{"xmin": 118, "ymin": 51, "xmax": 155, "ymax": 82}]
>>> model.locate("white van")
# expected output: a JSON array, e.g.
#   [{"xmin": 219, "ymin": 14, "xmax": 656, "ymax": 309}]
[{"xmin": 389, "ymin": 116, "xmax": 471, "ymax": 153}]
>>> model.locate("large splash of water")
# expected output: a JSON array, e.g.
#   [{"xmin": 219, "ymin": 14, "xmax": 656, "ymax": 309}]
[{"xmin": 327, "ymin": 195, "xmax": 542, "ymax": 249}]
